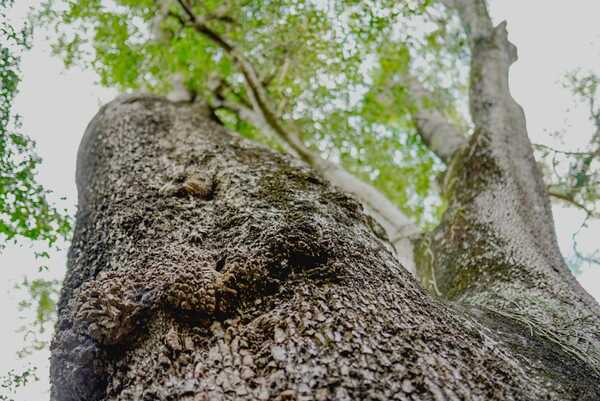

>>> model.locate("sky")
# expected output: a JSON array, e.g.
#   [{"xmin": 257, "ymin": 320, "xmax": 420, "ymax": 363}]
[{"xmin": 1, "ymin": 1, "xmax": 600, "ymax": 400}]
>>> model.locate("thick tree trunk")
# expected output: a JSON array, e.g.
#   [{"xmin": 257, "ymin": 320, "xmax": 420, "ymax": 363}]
[{"xmin": 50, "ymin": 95, "xmax": 599, "ymax": 401}]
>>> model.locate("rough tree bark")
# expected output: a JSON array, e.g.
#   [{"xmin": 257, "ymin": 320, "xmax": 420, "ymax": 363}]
[
  {"xmin": 415, "ymin": 0, "xmax": 600, "ymax": 373},
  {"xmin": 50, "ymin": 95, "xmax": 599, "ymax": 401}
]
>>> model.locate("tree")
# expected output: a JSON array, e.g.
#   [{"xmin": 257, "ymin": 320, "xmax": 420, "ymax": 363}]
[
  {"xmin": 48, "ymin": 0, "xmax": 600, "ymax": 400},
  {"xmin": 537, "ymin": 69, "xmax": 600, "ymax": 269},
  {"xmin": 51, "ymin": 94, "xmax": 600, "ymax": 401}
]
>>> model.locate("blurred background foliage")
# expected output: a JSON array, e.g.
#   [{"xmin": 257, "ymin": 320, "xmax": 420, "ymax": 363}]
[
  {"xmin": 1, "ymin": 0, "xmax": 68, "ymax": 395},
  {"xmin": 36, "ymin": 0, "xmax": 600, "ymax": 246},
  {"xmin": 535, "ymin": 69, "xmax": 600, "ymax": 270},
  {"xmin": 0, "ymin": 366, "xmax": 37, "ymax": 401},
  {"xmin": 40, "ymin": 0, "xmax": 475, "ymax": 226}
]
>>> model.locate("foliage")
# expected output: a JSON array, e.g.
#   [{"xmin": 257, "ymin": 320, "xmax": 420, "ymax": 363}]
[
  {"xmin": 41, "ymin": 0, "xmax": 473, "ymax": 225},
  {"xmin": 1, "ymin": 0, "xmax": 71, "ymax": 248},
  {"xmin": 1, "ymin": 1, "xmax": 71, "ymax": 397},
  {"xmin": 534, "ymin": 71, "xmax": 600, "ymax": 218},
  {"xmin": 14, "ymin": 277, "xmax": 61, "ymax": 358},
  {"xmin": 533, "ymin": 69, "xmax": 600, "ymax": 270},
  {"xmin": 39, "ymin": 0, "xmax": 599, "ymax": 237},
  {"xmin": 0, "ymin": 367, "xmax": 38, "ymax": 401}
]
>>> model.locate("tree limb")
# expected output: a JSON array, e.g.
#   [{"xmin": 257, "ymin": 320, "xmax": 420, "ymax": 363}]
[
  {"xmin": 424, "ymin": 0, "xmax": 600, "ymax": 371},
  {"xmin": 440, "ymin": 0, "xmax": 494, "ymax": 45},
  {"xmin": 547, "ymin": 190, "xmax": 599, "ymax": 219},
  {"xmin": 533, "ymin": 143, "xmax": 597, "ymax": 157},
  {"xmin": 403, "ymin": 75, "xmax": 467, "ymax": 163}
]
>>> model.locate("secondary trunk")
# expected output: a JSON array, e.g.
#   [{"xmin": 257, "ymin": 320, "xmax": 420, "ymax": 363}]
[
  {"xmin": 416, "ymin": 0, "xmax": 600, "ymax": 376},
  {"xmin": 50, "ymin": 96, "xmax": 599, "ymax": 401}
]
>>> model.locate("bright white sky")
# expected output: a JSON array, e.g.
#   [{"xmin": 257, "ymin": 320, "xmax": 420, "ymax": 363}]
[{"xmin": 1, "ymin": 1, "xmax": 600, "ymax": 400}]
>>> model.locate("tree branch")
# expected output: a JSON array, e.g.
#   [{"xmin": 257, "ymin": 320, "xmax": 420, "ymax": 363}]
[
  {"xmin": 404, "ymin": 75, "xmax": 467, "ymax": 163},
  {"xmin": 174, "ymin": 0, "xmax": 312, "ymax": 161},
  {"xmin": 174, "ymin": 0, "xmax": 195, "ymax": 24},
  {"xmin": 547, "ymin": 190, "xmax": 599, "ymax": 219},
  {"xmin": 533, "ymin": 143, "xmax": 597, "ymax": 157},
  {"xmin": 212, "ymin": 97, "xmax": 300, "ymax": 156},
  {"xmin": 440, "ymin": 0, "xmax": 494, "ymax": 45},
  {"xmin": 428, "ymin": 0, "xmax": 600, "ymax": 371}
]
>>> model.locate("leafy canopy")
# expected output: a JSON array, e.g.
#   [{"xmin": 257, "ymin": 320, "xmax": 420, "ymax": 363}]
[
  {"xmin": 43, "ymin": 0, "xmax": 473, "ymax": 225},
  {"xmin": 42, "ymin": 0, "xmax": 599, "ymax": 234},
  {"xmin": 1, "ymin": 2, "xmax": 69, "ymax": 390}
]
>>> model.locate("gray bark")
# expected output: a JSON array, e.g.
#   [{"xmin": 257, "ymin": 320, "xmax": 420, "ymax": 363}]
[
  {"xmin": 405, "ymin": 76, "xmax": 467, "ymax": 164},
  {"xmin": 50, "ymin": 95, "xmax": 599, "ymax": 401},
  {"xmin": 417, "ymin": 0, "xmax": 600, "ymax": 374}
]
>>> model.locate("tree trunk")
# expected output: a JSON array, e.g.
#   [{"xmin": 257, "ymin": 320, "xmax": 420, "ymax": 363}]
[
  {"xmin": 416, "ymin": 0, "xmax": 600, "ymax": 376},
  {"xmin": 50, "ymin": 95, "xmax": 599, "ymax": 401}
]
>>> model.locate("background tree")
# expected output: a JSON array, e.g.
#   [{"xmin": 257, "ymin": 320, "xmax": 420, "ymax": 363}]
[
  {"xmin": 46, "ymin": 0, "xmax": 600, "ymax": 400},
  {"xmin": 535, "ymin": 69, "xmax": 600, "ymax": 269}
]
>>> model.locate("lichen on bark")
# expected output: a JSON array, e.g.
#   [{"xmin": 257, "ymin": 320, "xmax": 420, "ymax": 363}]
[
  {"xmin": 417, "ymin": 123, "xmax": 600, "ymax": 373},
  {"xmin": 415, "ymin": 0, "xmax": 600, "ymax": 379}
]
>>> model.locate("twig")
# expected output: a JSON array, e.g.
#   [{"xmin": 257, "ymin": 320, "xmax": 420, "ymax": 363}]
[
  {"xmin": 533, "ymin": 143, "xmax": 595, "ymax": 157},
  {"xmin": 547, "ymin": 190, "xmax": 598, "ymax": 218}
]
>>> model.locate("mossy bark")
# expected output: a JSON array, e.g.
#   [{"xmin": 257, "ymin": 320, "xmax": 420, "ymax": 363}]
[
  {"xmin": 417, "ymin": 0, "xmax": 600, "ymax": 380},
  {"xmin": 51, "ymin": 96, "xmax": 599, "ymax": 401}
]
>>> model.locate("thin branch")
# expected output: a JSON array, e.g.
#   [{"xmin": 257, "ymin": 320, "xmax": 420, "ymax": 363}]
[
  {"xmin": 175, "ymin": 1, "xmax": 312, "ymax": 163},
  {"xmin": 571, "ymin": 214, "xmax": 600, "ymax": 268},
  {"xmin": 213, "ymin": 78, "xmax": 253, "ymax": 110},
  {"xmin": 175, "ymin": 0, "xmax": 195, "ymax": 22},
  {"xmin": 547, "ymin": 190, "xmax": 599, "ymax": 219},
  {"xmin": 262, "ymin": 56, "xmax": 290, "ymax": 88},
  {"xmin": 166, "ymin": 11, "xmax": 187, "ymax": 29},
  {"xmin": 533, "ymin": 143, "xmax": 597, "ymax": 157}
]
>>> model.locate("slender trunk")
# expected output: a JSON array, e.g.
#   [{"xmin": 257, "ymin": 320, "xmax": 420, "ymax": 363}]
[{"xmin": 51, "ymin": 96, "xmax": 599, "ymax": 401}]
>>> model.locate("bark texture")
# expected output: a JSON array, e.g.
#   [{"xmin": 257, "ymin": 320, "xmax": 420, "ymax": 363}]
[
  {"xmin": 417, "ymin": 0, "xmax": 600, "ymax": 375},
  {"xmin": 51, "ymin": 96, "xmax": 599, "ymax": 401},
  {"xmin": 169, "ymin": 2, "xmax": 420, "ymax": 273}
]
